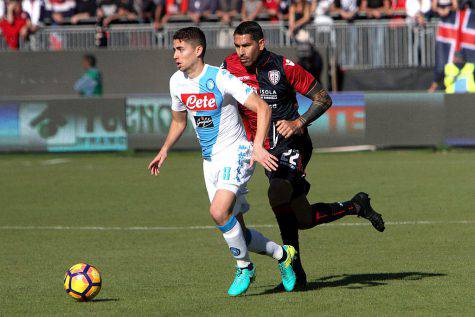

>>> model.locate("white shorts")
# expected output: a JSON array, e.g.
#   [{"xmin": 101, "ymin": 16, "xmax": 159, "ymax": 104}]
[{"xmin": 203, "ymin": 140, "xmax": 254, "ymax": 215}]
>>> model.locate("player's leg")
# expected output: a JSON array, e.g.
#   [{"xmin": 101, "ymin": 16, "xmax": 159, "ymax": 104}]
[
  {"xmin": 266, "ymin": 138, "xmax": 313, "ymax": 286},
  {"xmin": 210, "ymin": 189, "xmax": 255, "ymax": 296},
  {"xmin": 203, "ymin": 158, "xmax": 254, "ymax": 296},
  {"xmin": 236, "ymin": 212, "xmax": 298, "ymax": 291},
  {"xmin": 267, "ymin": 174, "xmax": 307, "ymax": 287},
  {"xmin": 284, "ymin": 134, "xmax": 385, "ymax": 232},
  {"xmin": 235, "ymin": 212, "xmax": 283, "ymax": 260},
  {"xmin": 292, "ymin": 193, "xmax": 385, "ymax": 232}
]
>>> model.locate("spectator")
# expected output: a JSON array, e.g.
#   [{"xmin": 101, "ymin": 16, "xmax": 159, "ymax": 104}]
[
  {"xmin": 0, "ymin": 1, "xmax": 5, "ymax": 19},
  {"xmin": 97, "ymin": 0, "xmax": 117, "ymax": 21},
  {"xmin": 216, "ymin": 0, "xmax": 241, "ymax": 24},
  {"xmin": 241, "ymin": 0, "xmax": 263, "ymax": 21},
  {"xmin": 405, "ymin": 0, "xmax": 431, "ymax": 25},
  {"xmin": 45, "ymin": 0, "xmax": 76, "ymax": 24},
  {"xmin": 0, "ymin": 0, "xmax": 30, "ymax": 49},
  {"xmin": 431, "ymin": 0, "xmax": 457, "ymax": 18},
  {"xmin": 288, "ymin": 0, "xmax": 311, "ymax": 37},
  {"xmin": 331, "ymin": 0, "xmax": 358, "ymax": 21},
  {"xmin": 428, "ymin": 51, "xmax": 475, "ymax": 93},
  {"xmin": 262, "ymin": 0, "xmax": 280, "ymax": 21},
  {"xmin": 74, "ymin": 54, "xmax": 103, "ymax": 97},
  {"xmin": 360, "ymin": 0, "xmax": 392, "ymax": 19},
  {"xmin": 148, "ymin": 0, "xmax": 164, "ymax": 30},
  {"xmin": 295, "ymin": 30, "xmax": 324, "ymax": 81},
  {"xmin": 188, "ymin": 0, "xmax": 217, "ymax": 24},
  {"xmin": 102, "ymin": 0, "xmax": 138, "ymax": 26},
  {"xmin": 278, "ymin": 0, "xmax": 291, "ymax": 19},
  {"xmin": 158, "ymin": 0, "xmax": 187, "ymax": 26},
  {"xmin": 312, "ymin": 0, "xmax": 334, "ymax": 25},
  {"xmin": 391, "ymin": 0, "xmax": 406, "ymax": 15},
  {"xmin": 71, "ymin": 0, "xmax": 96, "ymax": 24},
  {"xmin": 331, "ymin": 0, "xmax": 359, "ymax": 64},
  {"xmin": 21, "ymin": 0, "xmax": 44, "ymax": 31},
  {"xmin": 140, "ymin": 0, "xmax": 159, "ymax": 24}
]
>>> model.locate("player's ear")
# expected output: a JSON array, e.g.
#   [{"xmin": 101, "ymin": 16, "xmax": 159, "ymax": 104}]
[
  {"xmin": 195, "ymin": 45, "xmax": 204, "ymax": 58},
  {"xmin": 258, "ymin": 38, "xmax": 265, "ymax": 51}
]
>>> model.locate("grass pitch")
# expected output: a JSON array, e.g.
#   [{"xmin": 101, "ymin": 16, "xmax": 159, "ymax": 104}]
[{"xmin": 0, "ymin": 150, "xmax": 474, "ymax": 316}]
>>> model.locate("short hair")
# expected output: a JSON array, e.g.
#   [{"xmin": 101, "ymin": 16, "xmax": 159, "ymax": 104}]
[
  {"xmin": 234, "ymin": 21, "xmax": 264, "ymax": 42},
  {"xmin": 83, "ymin": 54, "xmax": 96, "ymax": 67},
  {"xmin": 173, "ymin": 27, "xmax": 207, "ymax": 58}
]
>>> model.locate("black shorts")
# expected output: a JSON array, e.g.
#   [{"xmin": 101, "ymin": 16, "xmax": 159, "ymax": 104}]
[{"xmin": 265, "ymin": 131, "xmax": 313, "ymax": 198}]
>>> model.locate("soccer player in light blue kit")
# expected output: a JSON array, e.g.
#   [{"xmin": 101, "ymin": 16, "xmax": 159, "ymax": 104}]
[{"xmin": 148, "ymin": 27, "xmax": 297, "ymax": 296}]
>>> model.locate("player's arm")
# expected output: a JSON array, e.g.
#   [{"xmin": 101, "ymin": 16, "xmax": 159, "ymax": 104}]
[
  {"xmin": 242, "ymin": 93, "xmax": 278, "ymax": 172},
  {"xmin": 218, "ymin": 69, "xmax": 278, "ymax": 171},
  {"xmin": 298, "ymin": 83, "xmax": 333, "ymax": 127},
  {"xmin": 276, "ymin": 59, "xmax": 333, "ymax": 138},
  {"xmin": 276, "ymin": 83, "xmax": 332, "ymax": 138},
  {"xmin": 148, "ymin": 110, "xmax": 187, "ymax": 176}
]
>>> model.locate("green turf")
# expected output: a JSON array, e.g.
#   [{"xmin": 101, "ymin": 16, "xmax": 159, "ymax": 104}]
[{"xmin": 0, "ymin": 150, "xmax": 474, "ymax": 316}]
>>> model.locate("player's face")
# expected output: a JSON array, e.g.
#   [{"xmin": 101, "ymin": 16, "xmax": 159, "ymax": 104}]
[
  {"xmin": 234, "ymin": 34, "xmax": 265, "ymax": 67},
  {"xmin": 173, "ymin": 39, "xmax": 201, "ymax": 72}
]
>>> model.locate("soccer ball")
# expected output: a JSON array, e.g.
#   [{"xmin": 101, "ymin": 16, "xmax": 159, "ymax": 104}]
[{"xmin": 64, "ymin": 263, "xmax": 102, "ymax": 301}]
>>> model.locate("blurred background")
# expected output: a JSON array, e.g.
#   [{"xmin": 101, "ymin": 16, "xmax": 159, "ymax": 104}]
[{"xmin": 1, "ymin": 0, "xmax": 475, "ymax": 152}]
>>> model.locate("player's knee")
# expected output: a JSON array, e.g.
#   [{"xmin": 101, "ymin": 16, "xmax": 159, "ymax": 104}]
[
  {"xmin": 268, "ymin": 178, "xmax": 293, "ymax": 207},
  {"xmin": 209, "ymin": 204, "xmax": 228, "ymax": 226}
]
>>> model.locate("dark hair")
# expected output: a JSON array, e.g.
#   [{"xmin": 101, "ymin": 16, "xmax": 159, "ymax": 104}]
[
  {"xmin": 83, "ymin": 54, "xmax": 96, "ymax": 67},
  {"xmin": 173, "ymin": 27, "xmax": 207, "ymax": 58},
  {"xmin": 234, "ymin": 21, "xmax": 264, "ymax": 42}
]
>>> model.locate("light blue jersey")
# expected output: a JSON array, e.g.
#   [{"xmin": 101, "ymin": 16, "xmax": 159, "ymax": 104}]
[{"xmin": 170, "ymin": 64, "xmax": 253, "ymax": 159}]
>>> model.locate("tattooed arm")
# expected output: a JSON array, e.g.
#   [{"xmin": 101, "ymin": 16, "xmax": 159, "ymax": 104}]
[
  {"xmin": 297, "ymin": 82, "xmax": 333, "ymax": 127},
  {"xmin": 276, "ymin": 82, "xmax": 332, "ymax": 138}
]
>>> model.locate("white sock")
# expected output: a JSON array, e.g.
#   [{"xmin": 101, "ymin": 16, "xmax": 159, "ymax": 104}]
[
  {"xmin": 218, "ymin": 215, "xmax": 251, "ymax": 268},
  {"xmin": 245, "ymin": 228, "xmax": 284, "ymax": 261}
]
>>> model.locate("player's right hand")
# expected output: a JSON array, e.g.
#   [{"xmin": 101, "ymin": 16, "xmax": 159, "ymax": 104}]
[
  {"xmin": 251, "ymin": 145, "xmax": 279, "ymax": 172},
  {"xmin": 148, "ymin": 150, "xmax": 167, "ymax": 176}
]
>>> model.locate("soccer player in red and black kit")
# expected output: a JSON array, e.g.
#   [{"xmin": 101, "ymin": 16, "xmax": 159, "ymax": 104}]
[{"xmin": 222, "ymin": 21, "xmax": 385, "ymax": 288}]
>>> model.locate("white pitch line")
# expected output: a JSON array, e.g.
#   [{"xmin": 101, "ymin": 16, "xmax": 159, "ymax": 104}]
[
  {"xmin": 0, "ymin": 221, "xmax": 473, "ymax": 231},
  {"xmin": 41, "ymin": 158, "xmax": 71, "ymax": 166}
]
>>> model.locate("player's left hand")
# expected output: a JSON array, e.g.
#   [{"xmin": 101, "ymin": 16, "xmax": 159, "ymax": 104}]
[
  {"xmin": 276, "ymin": 119, "xmax": 303, "ymax": 138},
  {"xmin": 251, "ymin": 145, "xmax": 279, "ymax": 172}
]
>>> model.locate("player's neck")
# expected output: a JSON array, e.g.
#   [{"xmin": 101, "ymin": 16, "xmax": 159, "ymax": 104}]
[{"xmin": 185, "ymin": 60, "xmax": 205, "ymax": 79}]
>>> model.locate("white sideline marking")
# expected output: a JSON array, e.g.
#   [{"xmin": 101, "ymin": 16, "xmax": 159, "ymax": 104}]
[
  {"xmin": 0, "ymin": 221, "xmax": 473, "ymax": 231},
  {"xmin": 41, "ymin": 159, "xmax": 71, "ymax": 166}
]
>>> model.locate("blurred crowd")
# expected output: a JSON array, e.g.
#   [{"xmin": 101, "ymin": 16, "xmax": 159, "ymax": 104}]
[{"xmin": 0, "ymin": 0, "xmax": 470, "ymax": 49}]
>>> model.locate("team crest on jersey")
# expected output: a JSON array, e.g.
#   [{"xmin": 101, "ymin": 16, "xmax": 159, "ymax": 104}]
[
  {"xmin": 206, "ymin": 79, "xmax": 215, "ymax": 90},
  {"xmin": 268, "ymin": 70, "xmax": 281, "ymax": 85}
]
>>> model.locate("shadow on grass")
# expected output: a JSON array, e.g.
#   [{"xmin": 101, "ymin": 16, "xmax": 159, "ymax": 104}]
[
  {"xmin": 252, "ymin": 272, "xmax": 446, "ymax": 296},
  {"xmin": 87, "ymin": 298, "xmax": 120, "ymax": 303}
]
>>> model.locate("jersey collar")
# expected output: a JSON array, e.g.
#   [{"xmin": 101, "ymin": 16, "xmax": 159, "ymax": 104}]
[{"xmin": 254, "ymin": 49, "xmax": 271, "ymax": 69}]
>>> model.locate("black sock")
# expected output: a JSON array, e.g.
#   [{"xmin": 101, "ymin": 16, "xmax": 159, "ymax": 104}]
[
  {"xmin": 272, "ymin": 204, "xmax": 305, "ymax": 276},
  {"xmin": 272, "ymin": 204, "xmax": 300, "ymax": 253},
  {"xmin": 312, "ymin": 201, "xmax": 357, "ymax": 226}
]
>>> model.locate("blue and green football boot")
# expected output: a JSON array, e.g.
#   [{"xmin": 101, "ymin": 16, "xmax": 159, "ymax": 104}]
[
  {"xmin": 278, "ymin": 245, "xmax": 297, "ymax": 292},
  {"xmin": 227, "ymin": 264, "xmax": 256, "ymax": 296}
]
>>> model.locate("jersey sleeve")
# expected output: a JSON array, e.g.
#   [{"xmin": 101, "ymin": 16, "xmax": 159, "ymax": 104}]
[
  {"xmin": 216, "ymin": 68, "xmax": 253, "ymax": 105},
  {"xmin": 283, "ymin": 57, "xmax": 318, "ymax": 95},
  {"xmin": 169, "ymin": 76, "xmax": 186, "ymax": 112}
]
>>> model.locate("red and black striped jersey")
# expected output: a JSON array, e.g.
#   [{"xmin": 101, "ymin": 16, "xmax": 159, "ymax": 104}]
[{"xmin": 222, "ymin": 49, "xmax": 318, "ymax": 149}]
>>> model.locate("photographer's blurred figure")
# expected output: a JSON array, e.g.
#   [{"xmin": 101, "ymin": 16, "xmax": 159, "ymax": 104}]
[
  {"xmin": 428, "ymin": 51, "xmax": 475, "ymax": 93},
  {"xmin": 74, "ymin": 54, "xmax": 103, "ymax": 97}
]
